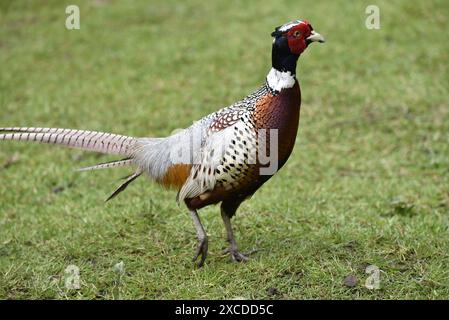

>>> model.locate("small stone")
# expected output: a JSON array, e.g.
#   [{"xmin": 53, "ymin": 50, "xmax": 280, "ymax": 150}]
[
  {"xmin": 343, "ymin": 275, "xmax": 358, "ymax": 287},
  {"xmin": 113, "ymin": 261, "xmax": 125, "ymax": 275},
  {"xmin": 267, "ymin": 287, "xmax": 280, "ymax": 296},
  {"xmin": 52, "ymin": 186, "xmax": 65, "ymax": 194}
]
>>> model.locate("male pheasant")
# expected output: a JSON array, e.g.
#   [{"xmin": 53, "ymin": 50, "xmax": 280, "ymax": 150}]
[{"xmin": 0, "ymin": 20, "xmax": 324, "ymax": 267}]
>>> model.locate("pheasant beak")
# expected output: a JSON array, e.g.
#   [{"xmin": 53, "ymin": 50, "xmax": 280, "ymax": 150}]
[{"xmin": 306, "ymin": 30, "xmax": 325, "ymax": 43}]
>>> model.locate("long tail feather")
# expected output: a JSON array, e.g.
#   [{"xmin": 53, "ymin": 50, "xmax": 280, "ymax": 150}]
[
  {"xmin": 106, "ymin": 171, "xmax": 142, "ymax": 202},
  {"xmin": 76, "ymin": 158, "xmax": 134, "ymax": 172},
  {"xmin": 0, "ymin": 127, "xmax": 137, "ymax": 156}
]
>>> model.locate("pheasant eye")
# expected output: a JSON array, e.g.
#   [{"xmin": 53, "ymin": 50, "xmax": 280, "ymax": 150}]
[{"xmin": 293, "ymin": 30, "xmax": 301, "ymax": 37}]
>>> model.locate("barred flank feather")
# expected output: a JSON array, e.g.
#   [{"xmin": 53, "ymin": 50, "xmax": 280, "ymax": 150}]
[{"xmin": 0, "ymin": 127, "xmax": 137, "ymax": 156}]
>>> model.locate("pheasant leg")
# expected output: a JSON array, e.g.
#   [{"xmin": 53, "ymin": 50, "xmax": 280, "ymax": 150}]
[
  {"xmin": 190, "ymin": 210, "xmax": 208, "ymax": 267},
  {"xmin": 220, "ymin": 209, "xmax": 255, "ymax": 262}
]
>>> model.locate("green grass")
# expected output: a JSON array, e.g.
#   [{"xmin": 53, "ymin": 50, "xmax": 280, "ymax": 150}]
[{"xmin": 0, "ymin": 0, "xmax": 448, "ymax": 299}]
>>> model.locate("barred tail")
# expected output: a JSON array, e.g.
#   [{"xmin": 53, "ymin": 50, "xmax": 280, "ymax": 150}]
[
  {"xmin": 106, "ymin": 171, "xmax": 142, "ymax": 202},
  {"xmin": 76, "ymin": 158, "xmax": 134, "ymax": 172},
  {"xmin": 0, "ymin": 127, "xmax": 137, "ymax": 156}
]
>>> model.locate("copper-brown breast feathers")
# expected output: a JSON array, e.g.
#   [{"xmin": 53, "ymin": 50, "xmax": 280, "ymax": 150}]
[{"xmin": 253, "ymin": 82, "xmax": 301, "ymax": 168}]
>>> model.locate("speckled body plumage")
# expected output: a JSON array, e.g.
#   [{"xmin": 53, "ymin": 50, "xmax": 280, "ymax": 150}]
[{"xmin": 182, "ymin": 81, "xmax": 301, "ymax": 212}]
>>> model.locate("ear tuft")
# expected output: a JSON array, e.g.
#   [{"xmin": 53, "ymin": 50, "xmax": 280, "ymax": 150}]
[{"xmin": 271, "ymin": 27, "xmax": 283, "ymax": 37}]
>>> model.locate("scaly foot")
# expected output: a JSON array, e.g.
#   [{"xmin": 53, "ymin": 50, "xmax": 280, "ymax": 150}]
[
  {"xmin": 223, "ymin": 247, "xmax": 257, "ymax": 262},
  {"xmin": 192, "ymin": 237, "xmax": 208, "ymax": 267}
]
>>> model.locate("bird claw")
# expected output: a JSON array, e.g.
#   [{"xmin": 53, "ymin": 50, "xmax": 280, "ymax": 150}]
[
  {"xmin": 223, "ymin": 248, "xmax": 257, "ymax": 262},
  {"xmin": 192, "ymin": 237, "xmax": 208, "ymax": 268}
]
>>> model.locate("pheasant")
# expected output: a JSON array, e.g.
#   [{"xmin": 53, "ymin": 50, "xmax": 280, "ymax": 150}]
[{"xmin": 0, "ymin": 19, "xmax": 324, "ymax": 267}]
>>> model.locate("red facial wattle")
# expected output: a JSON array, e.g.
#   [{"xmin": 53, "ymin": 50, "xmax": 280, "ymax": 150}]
[{"xmin": 286, "ymin": 21, "xmax": 312, "ymax": 55}]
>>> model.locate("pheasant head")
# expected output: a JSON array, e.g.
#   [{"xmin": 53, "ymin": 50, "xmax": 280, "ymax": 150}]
[{"xmin": 270, "ymin": 19, "xmax": 325, "ymax": 75}]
